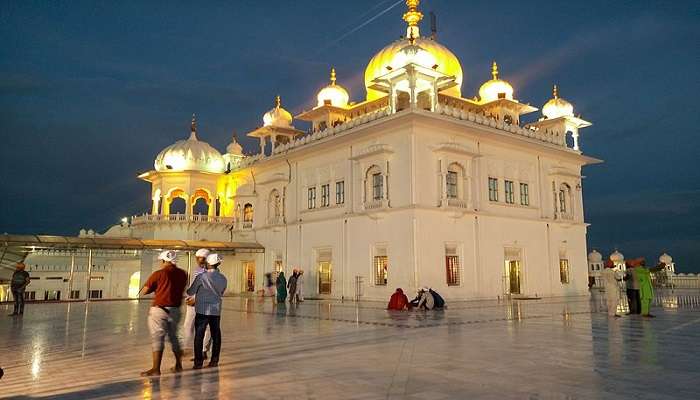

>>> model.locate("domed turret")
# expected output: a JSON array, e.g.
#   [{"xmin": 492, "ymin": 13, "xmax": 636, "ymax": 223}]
[
  {"xmin": 154, "ymin": 115, "xmax": 225, "ymax": 174},
  {"xmin": 609, "ymin": 250, "xmax": 625, "ymax": 263},
  {"xmin": 588, "ymin": 249, "xmax": 603, "ymax": 263},
  {"xmin": 364, "ymin": 0, "xmax": 463, "ymax": 101},
  {"xmin": 317, "ymin": 68, "xmax": 350, "ymax": 108},
  {"xmin": 659, "ymin": 253, "xmax": 673, "ymax": 265},
  {"xmin": 263, "ymin": 96, "xmax": 293, "ymax": 128},
  {"xmin": 479, "ymin": 61, "xmax": 514, "ymax": 103},
  {"xmin": 542, "ymin": 85, "xmax": 574, "ymax": 119},
  {"xmin": 225, "ymin": 133, "xmax": 243, "ymax": 156}
]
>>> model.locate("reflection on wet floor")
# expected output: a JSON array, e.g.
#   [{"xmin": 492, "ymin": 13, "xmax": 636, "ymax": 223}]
[{"xmin": 1, "ymin": 290, "xmax": 699, "ymax": 399}]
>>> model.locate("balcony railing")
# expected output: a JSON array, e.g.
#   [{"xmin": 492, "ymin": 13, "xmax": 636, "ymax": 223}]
[
  {"xmin": 444, "ymin": 198, "xmax": 469, "ymax": 209},
  {"xmin": 364, "ymin": 199, "xmax": 388, "ymax": 210},
  {"xmin": 267, "ymin": 216, "xmax": 284, "ymax": 226},
  {"xmin": 131, "ymin": 214, "xmax": 235, "ymax": 226},
  {"xmin": 242, "ymin": 221, "xmax": 253, "ymax": 229}
]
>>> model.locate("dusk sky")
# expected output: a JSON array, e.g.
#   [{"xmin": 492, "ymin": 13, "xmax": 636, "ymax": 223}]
[{"xmin": 1, "ymin": 1, "xmax": 698, "ymax": 271}]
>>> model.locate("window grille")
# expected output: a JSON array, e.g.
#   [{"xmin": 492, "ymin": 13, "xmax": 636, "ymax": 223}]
[
  {"xmin": 505, "ymin": 180, "xmax": 515, "ymax": 204},
  {"xmin": 520, "ymin": 183, "xmax": 530, "ymax": 206},
  {"xmin": 321, "ymin": 184, "xmax": 330, "ymax": 207},
  {"xmin": 372, "ymin": 173, "xmax": 383, "ymax": 200},
  {"xmin": 488, "ymin": 177, "xmax": 498, "ymax": 201},
  {"xmin": 70, "ymin": 290, "xmax": 80, "ymax": 299},
  {"xmin": 307, "ymin": 187, "xmax": 316, "ymax": 209},
  {"xmin": 446, "ymin": 254, "xmax": 460, "ymax": 286},
  {"xmin": 374, "ymin": 255, "xmax": 388, "ymax": 285},
  {"xmin": 446, "ymin": 171, "xmax": 458, "ymax": 198},
  {"xmin": 336, "ymin": 181, "xmax": 345, "ymax": 204},
  {"xmin": 89, "ymin": 290, "xmax": 103, "ymax": 299},
  {"xmin": 559, "ymin": 259, "xmax": 570, "ymax": 284}
]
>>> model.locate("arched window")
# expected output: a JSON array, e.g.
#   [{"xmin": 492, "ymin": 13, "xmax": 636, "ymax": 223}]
[
  {"xmin": 446, "ymin": 163, "xmax": 465, "ymax": 199},
  {"xmin": 191, "ymin": 189, "xmax": 212, "ymax": 216},
  {"xmin": 365, "ymin": 165, "xmax": 383, "ymax": 202},
  {"xmin": 559, "ymin": 183, "xmax": 571, "ymax": 216},
  {"xmin": 243, "ymin": 203, "xmax": 254, "ymax": 222},
  {"xmin": 268, "ymin": 189, "xmax": 281, "ymax": 220}
]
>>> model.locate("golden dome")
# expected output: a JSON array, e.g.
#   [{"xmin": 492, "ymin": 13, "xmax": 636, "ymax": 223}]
[
  {"xmin": 542, "ymin": 85, "xmax": 574, "ymax": 119},
  {"xmin": 317, "ymin": 68, "xmax": 350, "ymax": 108},
  {"xmin": 263, "ymin": 95, "xmax": 293, "ymax": 127},
  {"xmin": 478, "ymin": 61, "xmax": 514, "ymax": 103},
  {"xmin": 364, "ymin": 0, "xmax": 463, "ymax": 101}
]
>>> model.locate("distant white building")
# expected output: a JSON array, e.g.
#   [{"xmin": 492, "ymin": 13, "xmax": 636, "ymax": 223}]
[{"xmin": 22, "ymin": 1, "xmax": 600, "ymax": 302}]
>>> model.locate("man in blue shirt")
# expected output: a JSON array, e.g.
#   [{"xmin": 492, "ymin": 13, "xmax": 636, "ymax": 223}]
[
  {"xmin": 187, "ymin": 253, "xmax": 227, "ymax": 369},
  {"xmin": 183, "ymin": 248, "xmax": 211, "ymax": 359}
]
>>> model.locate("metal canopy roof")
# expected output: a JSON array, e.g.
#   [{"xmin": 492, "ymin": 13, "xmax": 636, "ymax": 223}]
[{"xmin": 0, "ymin": 234, "xmax": 264, "ymax": 278}]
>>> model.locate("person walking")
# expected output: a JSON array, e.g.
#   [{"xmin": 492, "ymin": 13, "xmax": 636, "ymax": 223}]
[
  {"xmin": 264, "ymin": 272, "xmax": 275, "ymax": 297},
  {"xmin": 187, "ymin": 253, "xmax": 228, "ymax": 369},
  {"xmin": 139, "ymin": 250, "xmax": 188, "ymax": 377},
  {"xmin": 287, "ymin": 269, "xmax": 298, "ymax": 303},
  {"xmin": 635, "ymin": 258, "xmax": 655, "ymax": 318},
  {"xmin": 276, "ymin": 271, "xmax": 288, "ymax": 303},
  {"xmin": 9, "ymin": 262, "xmax": 30, "ymax": 316},
  {"xmin": 601, "ymin": 260, "xmax": 623, "ymax": 318},
  {"xmin": 295, "ymin": 270, "xmax": 304, "ymax": 302},
  {"xmin": 183, "ymin": 248, "xmax": 211, "ymax": 360},
  {"xmin": 623, "ymin": 260, "xmax": 641, "ymax": 315}
]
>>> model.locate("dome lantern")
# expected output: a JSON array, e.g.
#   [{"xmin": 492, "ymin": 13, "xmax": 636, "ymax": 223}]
[
  {"xmin": 542, "ymin": 84, "xmax": 574, "ymax": 119},
  {"xmin": 154, "ymin": 115, "xmax": 225, "ymax": 174},
  {"xmin": 263, "ymin": 95, "xmax": 293, "ymax": 128},
  {"xmin": 609, "ymin": 250, "xmax": 625, "ymax": 263},
  {"xmin": 588, "ymin": 249, "xmax": 603, "ymax": 263}
]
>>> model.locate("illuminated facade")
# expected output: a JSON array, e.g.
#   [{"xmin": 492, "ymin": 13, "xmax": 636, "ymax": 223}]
[{"xmin": 24, "ymin": 0, "xmax": 600, "ymax": 301}]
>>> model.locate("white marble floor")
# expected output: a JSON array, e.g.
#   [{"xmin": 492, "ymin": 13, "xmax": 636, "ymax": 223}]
[{"xmin": 1, "ymin": 291, "xmax": 699, "ymax": 399}]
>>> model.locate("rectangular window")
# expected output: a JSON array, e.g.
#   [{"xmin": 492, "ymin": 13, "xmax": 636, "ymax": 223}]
[
  {"xmin": 372, "ymin": 173, "xmax": 383, "ymax": 200},
  {"xmin": 70, "ymin": 290, "xmax": 80, "ymax": 299},
  {"xmin": 89, "ymin": 290, "xmax": 103, "ymax": 299},
  {"xmin": 445, "ymin": 246, "xmax": 461, "ymax": 286},
  {"xmin": 520, "ymin": 183, "xmax": 530, "ymax": 206},
  {"xmin": 374, "ymin": 249, "xmax": 389, "ymax": 286},
  {"xmin": 307, "ymin": 187, "xmax": 316, "ymax": 209},
  {"xmin": 446, "ymin": 171, "xmax": 458, "ymax": 198},
  {"xmin": 559, "ymin": 259, "xmax": 570, "ymax": 284},
  {"xmin": 559, "ymin": 190, "xmax": 567, "ymax": 213},
  {"xmin": 505, "ymin": 180, "xmax": 515, "ymax": 204},
  {"xmin": 335, "ymin": 181, "xmax": 345, "ymax": 204},
  {"xmin": 488, "ymin": 177, "xmax": 499, "ymax": 202},
  {"xmin": 321, "ymin": 184, "xmax": 330, "ymax": 207},
  {"xmin": 24, "ymin": 291, "xmax": 36, "ymax": 300}
]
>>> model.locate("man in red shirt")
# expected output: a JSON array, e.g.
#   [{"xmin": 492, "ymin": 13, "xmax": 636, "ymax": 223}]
[{"xmin": 139, "ymin": 250, "xmax": 188, "ymax": 376}]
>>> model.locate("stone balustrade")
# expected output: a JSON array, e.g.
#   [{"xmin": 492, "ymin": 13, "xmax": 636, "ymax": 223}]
[{"xmin": 131, "ymin": 214, "xmax": 235, "ymax": 226}]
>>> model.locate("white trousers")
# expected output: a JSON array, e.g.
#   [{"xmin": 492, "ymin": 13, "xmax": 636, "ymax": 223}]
[{"xmin": 183, "ymin": 305, "xmax": 211, "ymax": 352}]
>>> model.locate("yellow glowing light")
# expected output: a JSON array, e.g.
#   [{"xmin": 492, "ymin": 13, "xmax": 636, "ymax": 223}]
[
  {"xmin": 263, "ymin": 95, "xmax": 293, "ymax": 127},
  {"xmin": 479, "ymin": 61, "xmax": 514, "ymax": 103},
  {"xmin": 317, "ymin": 68, "xmax": 350, "ymax": 108},
  {"xmin": 542, "ymin": 85, "xmax": 574, "ymax": 119}
]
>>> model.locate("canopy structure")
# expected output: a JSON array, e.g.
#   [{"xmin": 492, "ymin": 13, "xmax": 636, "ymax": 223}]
[{"xmin": 0, "ymin": 234, "xmax": 264, "ymax": 280}]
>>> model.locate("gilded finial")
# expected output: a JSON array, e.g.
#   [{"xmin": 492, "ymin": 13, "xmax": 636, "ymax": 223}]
[
  {"xmin": 330, "ymin": 67, "xmax": 336, "ymax": 85},
  {"xmin": 191, "ymin": 113, "xmax": 197, "ymax": 133},
  {"xmin": 491, "ymin": 61, "xmax": 499, "ymax": 80},
  {"xmin": 553, "ymin": 85, "xmax": 559, "ymax": 99},
  {"xmin": 403, "ymin": 0, "xmax": 423, "ymax": 39},
  {"xmin": 231, "ymin": 130, "xmax": 238, "ymax": 143},
  {"xmin": 275, "ymin": 95, "xmax": 281, "ymax": 108}
]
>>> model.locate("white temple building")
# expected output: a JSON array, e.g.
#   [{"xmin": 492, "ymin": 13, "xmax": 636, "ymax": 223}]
[{"xmin": 21, "ymin": 1, "xmax": 606, "ymax": 301}]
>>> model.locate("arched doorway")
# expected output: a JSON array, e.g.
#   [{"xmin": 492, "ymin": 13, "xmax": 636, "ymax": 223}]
[
  {"xmin": 170, "ymin": 197, "xmax": 186, "ymax": 214},
  {"xmin": 193, "ymin": 198, "xmax": 209, "ymax": 215},
  {"xmin": 191, "ymin": 189, "xmax": 212, "ymax": 216}
]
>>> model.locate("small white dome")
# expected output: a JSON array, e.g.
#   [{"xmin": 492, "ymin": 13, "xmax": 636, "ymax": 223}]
[
  {"xmin": 154, "ymin": 116, "xmax": 225, "ymax": 174},
  {"xmin": 479, "ymin": 61, "xmax": 514, "ymax": 103},
  {"xmin": 542, "ymin": 85, "xmax": 574, "ymax": 119},
  {"xmin": 588, "ymin": 250, "xmax": 603, "ymax": 263},
  {"xmin": 659, "ymin": 253, "xmax": 673, "ymax": 264},
  {"xmin": 226, "ymin": 134, "xmax": 243, "ymax": 156},
  {"xmin": 317, "ymin": 68, "xmax": 349, "ymax": 108},
  {"xmin": 263, "ymin": 96, "xmax": 293, "ymax": 128},
  {"xmin": 609, "ymin": 250, "xmax": 624, "ymax": 263}
]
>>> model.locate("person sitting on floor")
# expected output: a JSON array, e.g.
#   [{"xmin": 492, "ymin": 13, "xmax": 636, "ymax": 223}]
[
  {"xmin": 387, "ymin": 288, "xmax": 409, "ymax": 310},
  {"xmin": 417, "ymin": 287, "xmax": 435, "ymax": 310},
  {"xmin": 429, "ymin": 288, "xmax": 446, "ymax": 309}
]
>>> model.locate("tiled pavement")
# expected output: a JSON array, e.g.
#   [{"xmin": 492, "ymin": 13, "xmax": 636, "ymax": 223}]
[{"xmin": 1, "ymin": 291, "xmax": 699, "ymax": 399}]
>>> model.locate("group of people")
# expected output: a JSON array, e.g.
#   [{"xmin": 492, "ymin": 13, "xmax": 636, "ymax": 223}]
[
  {"xmin": 139, "ymin": 248, "xmax": 228, "ymax": 376},
  {"xmin": 387, "ymin": 287, "xmax": 446, "ymax": 311},
  {"xmin": 265, "ymin": 269, "xmax": 305, "ymax": 303},
  {"xmin": 601, "ymin": 257, "xmax": 655, "ymax": 318}
]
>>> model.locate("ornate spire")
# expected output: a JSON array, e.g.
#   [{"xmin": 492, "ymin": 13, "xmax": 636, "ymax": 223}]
[
  {"xmin": 189, "ymin": 113, "xmax": 198, "ymax": 140},
  {"xmin": 491, "ymin": 61, "xmax": 499, "ymax": 80},
  {"xmin": 403, "ymin": 0, "xmax": 423, "ymax": 39},
  {"xmin": 330, "ymin": 67, "xmax": 336, "ymax": 85},
  {"xmin": 553, "ymin": 84, "xmax": 559, "ymax": 99},
  {"xmin": 275, "ymin": 95, "xmax": 281, "ymax": 108}
]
